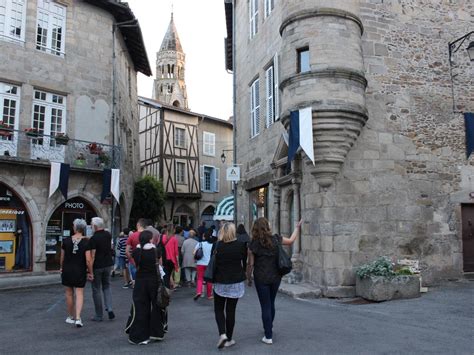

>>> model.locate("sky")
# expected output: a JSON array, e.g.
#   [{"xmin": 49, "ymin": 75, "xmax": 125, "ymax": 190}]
[{"xmin": 126, "ymin": 0, "xmax": 233, "ymax": 121}]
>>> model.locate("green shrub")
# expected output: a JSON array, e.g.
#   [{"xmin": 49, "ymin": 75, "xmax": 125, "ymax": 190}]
[
  {"xmin": 395, "ymin": 267, "xmax": 414, "ymax": 276},
  {"xmin": 356, "ymin": 256, "xmax": 396, "ymax": 279}
]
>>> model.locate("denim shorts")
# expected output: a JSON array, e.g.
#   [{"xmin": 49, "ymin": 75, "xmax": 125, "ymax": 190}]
[{"xmin": 117, "ymin": 256, "xmax": 127, "ymax": 269}]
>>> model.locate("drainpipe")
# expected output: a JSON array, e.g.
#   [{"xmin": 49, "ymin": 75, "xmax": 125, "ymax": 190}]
[{"xmin": 231, "ymin": 0, "xmax": 237, "ymax": 226}]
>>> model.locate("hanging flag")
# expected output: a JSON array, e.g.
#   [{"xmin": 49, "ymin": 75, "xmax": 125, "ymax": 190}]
[
  {"xmin": 111, "ymin": 169, "xmax": 120, "ymax": 203},
  {"xmin": 465, "ymin": 112, "xmax": 474, "ymax": 159},
  {"xmin": 287, "ymin": 107, "xmax": 314, "ymax": 170},
  {"xmin": 102, "ymin": 168, "xmax": 120, "ymax": 203},
  {"xmin": 49, "ymin": 162, "xmax": 70, "ymax": 199}
]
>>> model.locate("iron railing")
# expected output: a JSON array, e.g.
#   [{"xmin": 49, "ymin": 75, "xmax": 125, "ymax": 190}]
[{"xmin": 0, "ymin": 129, "xmax": 121, "ymax": 169}]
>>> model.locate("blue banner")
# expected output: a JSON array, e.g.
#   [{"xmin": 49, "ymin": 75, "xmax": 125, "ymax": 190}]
[
  {"xmin": 287, "ymin": 110, "xmax": 300, "ymax": 171},
  {"xmin": 101, "ymin": 168, "xmax": 112, "ymax": 203},
  {"xmin": 59, "ymin": 163, "xmax": 70, "ymax": 199},
  {"xmin": 465, "ymin": 112, "xmax": 474, "ymax": 159}
]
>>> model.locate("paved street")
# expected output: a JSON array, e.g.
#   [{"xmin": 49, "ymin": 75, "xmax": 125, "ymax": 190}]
[{"xmin": 0, "ymin": 278, "xmax": 472, "ymax": 354}]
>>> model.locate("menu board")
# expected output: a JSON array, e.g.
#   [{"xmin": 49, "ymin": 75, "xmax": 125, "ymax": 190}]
[{"xmin": 46, "ymin": 220, "xmax": 62, "ymax": 255}]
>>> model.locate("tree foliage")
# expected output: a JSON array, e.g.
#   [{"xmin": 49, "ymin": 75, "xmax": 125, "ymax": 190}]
[{"xmin": 129, "ymin": 175, "xmax": 165, "ymax": 228}]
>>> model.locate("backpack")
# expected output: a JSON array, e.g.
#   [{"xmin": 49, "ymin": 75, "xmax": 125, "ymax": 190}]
[{"xmin": 158, "ymin": 235, "xmax": 172, "ymax": 265}]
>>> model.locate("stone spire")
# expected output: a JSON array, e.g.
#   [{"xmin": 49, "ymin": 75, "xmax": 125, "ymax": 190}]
[{"xmin": 153, "ymin": 13, "xmax": 189, "ymax": 109}]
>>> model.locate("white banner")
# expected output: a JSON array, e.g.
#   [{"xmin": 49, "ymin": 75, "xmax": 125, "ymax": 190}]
[
  {"xmin": 299, "ymin": 107, "xmax": 314, "ymax": 164},
  {"xmin": 49, "ymin": 162, "xmax": 61, "ymax": 198},
  {"xmin": 111, "ymin": 169, "xmax": 120, "ymax": 203}
]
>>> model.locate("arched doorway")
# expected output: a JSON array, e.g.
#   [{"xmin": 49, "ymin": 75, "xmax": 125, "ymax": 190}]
[
  {"xmin": 173, "ymin": 204, "xmax": 194, "ymax": 228},
  {"xmin": 201, "ymin": 205, "xmax": 216, "ymax": 230},
  {"xmin": 0, "ymin": 182, "xmax": 32, "ymax": 272},
  {"xmin": 46, "ymin": 197, "xmax": 97, "ymax": 270}
]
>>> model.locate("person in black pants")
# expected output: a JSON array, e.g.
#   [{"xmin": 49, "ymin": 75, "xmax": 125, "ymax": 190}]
[
  {"xmin": 247, "ymin": 217, "xmax": 302, "ymax": 345},
  {"xmin": 212, "ymin": 222, "xmax": 247, "ymax": 349},
  {"xmin": 125, "ymin": 230, "xmax": 165, "ymax": 345}
]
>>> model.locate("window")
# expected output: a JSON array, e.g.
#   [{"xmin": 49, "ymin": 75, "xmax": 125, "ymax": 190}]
[
  {"xmin": 203, "ymin": 132, "xmax": 215, "ymax": 156},
  {"xmin": 31, "ymin": 89, "xmax": 66, "ymax": 146},
  {"xmin": 0, "ymin": 0, "xmax": 26, "ymax": 43},
  {"xmin": 297, "ymin": 47, "xmax": 310, "ymax": 73},
  {"xmin": 264, "ymin": 0, "xmax": 274, "ymax": 18},
  {"xmin": 36, "ymin": 0, "xmax": 66, "ymax": 56},
  {"xmin": 249, "ymin": 0, "xmax": 258, "ymax": 38},
  {"xmin": 250, "ymin": 78, "xmax": 260, "ymax": 137},
  {"xmin": 175, "ymin": 127, "xmax": 186, "ymax": 148},
  {"xmin": 176, "ymin": 161, "xmax": 186, "ymax": 184},
  {"xmin": 200, "ymin": 165, "xmax": 220, "ymax": 193},
  {"xmin": 0, "ymin": 82, "xmax": 20, "ymax": 144}
]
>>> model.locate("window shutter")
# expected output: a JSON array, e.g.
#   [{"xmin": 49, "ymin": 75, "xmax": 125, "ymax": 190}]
[
  {"xmin": 255, "ymin": 79, "xmax": 260, "ymax": 134},
  {"xmin": 211, "ymin": 134, "xmax": 215, "ymax": 156},
  {"xmin": 274, "ymin": 53, "xmax": 279, "ymax": 121},
  {"xmin": 266, "ymin": 66, "xmax": 274, "ymax": 127},
  {"xmin": 215, "ymin": 168, "xmax": 220, "ymax": 192},
  {"xmin": 200, "ymin": 165, "xmax": 204, "ymax": 191}
]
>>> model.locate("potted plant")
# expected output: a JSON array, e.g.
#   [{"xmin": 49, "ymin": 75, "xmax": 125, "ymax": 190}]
[
  {"xmin": 355, "ymin": 256, "xmax": 420, "ymax": 302},
  {"xmin": 24, "ymin": 127, "xmax": 41, "ymax": 138},
  {"xmin": 54, "ymin": 132, "xmax": 69, "ymax": 145},
  {"xmin": 97, "ymin": 152, "xmax": 110, "ymax": 167},
  {"xmin": 75, "ymin": 153, "xmax": 86, "ymax": 167},
  {"xmin": 87, "ymin": 142, "xmax": 103, "ymax": 155},
  {"xmin": 0, "ymin": 121, "xmax": 13, "ymax": 137}
]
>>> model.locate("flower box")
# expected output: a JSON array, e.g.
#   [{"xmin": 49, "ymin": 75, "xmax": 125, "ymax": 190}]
[
  {"xmin": 87, "ymin": 143, "xmax": 103, "ymax": 155},
  {"xmin": 355, "ymin": 275, "xmax": 421, "ymax": 301},
  {"xmin": 54, "ymin": 134, "xmax": 69, "ymax": 145},
  {"xmin": 25, "ymin": 128, "xmax": 41, "ymax": 138},
  {"xmin": 0, "ymin": 129, "xmax": 13, "ymax": 137}
]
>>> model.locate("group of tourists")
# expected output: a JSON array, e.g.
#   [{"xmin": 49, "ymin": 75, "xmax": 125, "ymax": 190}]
[{"xmin": 59, "ymin": 214, "xmax": 302, "ymax": 349}]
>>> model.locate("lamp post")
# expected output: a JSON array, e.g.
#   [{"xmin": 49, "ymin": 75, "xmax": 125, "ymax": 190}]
[{"xmin": 448, "ymin": 31, "xmax": 474, "ymax": 113}]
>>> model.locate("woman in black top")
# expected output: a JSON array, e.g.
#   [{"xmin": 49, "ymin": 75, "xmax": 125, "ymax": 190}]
[
  {"xmin": 60, "ymin": 218, "xmax": 93, "ymax": 328},
  {"xmin": 213, "ymin": 222, "xmax": 247, "ymax": 349},
  {"xmin": 125, "ymin": 230, "xmax": 165, "ymax": 345},
  {"xmin": 247, "ymin": 217, "xmax": 302, "ymax": 345}
]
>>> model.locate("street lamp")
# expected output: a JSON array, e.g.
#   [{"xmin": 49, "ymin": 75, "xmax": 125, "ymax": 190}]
[
  {"xmin": 221, "ymin": 149, "xmax": 233, "ymax": 163},
  {"xmin": 448, "ymin": 31, "xmax": 474, "ymax": 113}
]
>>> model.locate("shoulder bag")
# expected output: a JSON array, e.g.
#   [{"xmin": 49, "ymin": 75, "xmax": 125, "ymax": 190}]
[
  {"xmin": 194, "ymin": 242, "xmax": 204, "ymax": 260},
  {"xmin": 275, "ymin": 234, "xmax": 292, "ymax": 276},
  {"xmin": 154, "ymin": 248, "xmax": 171, "ymax": 308},
  {"xmin": 204, "ymin": 242, "xmax": 218, "ymax": 282}
]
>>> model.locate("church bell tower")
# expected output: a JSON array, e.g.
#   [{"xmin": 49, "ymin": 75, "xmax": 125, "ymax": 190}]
[{"xmin": 153, "ymin": 13, "xmax": 189, "ymax": 109}]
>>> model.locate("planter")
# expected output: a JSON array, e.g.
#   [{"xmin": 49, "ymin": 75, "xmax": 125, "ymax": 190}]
[
  {"xmin": 75, "ymin": 159, "xmax": 86, "ymax": 167},
  {"xmin": 0, "ymin": 129, "xmax": 12, "ymax": 137},
  {"xmin": 55, "ymin": 137, "xmax": 69, "ymax": 145},
  {"xmin": 26, "ymin": 132, "xmax": 40, "ymax": 138},
  {"xmin": 356, "ymin": 275, "xmax": 420, "ymax": 302}
]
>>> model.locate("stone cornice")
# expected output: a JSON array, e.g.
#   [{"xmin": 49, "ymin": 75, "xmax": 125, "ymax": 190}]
[
  {"xmin": 279, "ymin": 8, "xmax": 364, "ymax": 36},
  {"xmin": 280, "ymin": 67, "xmax": 368, "ymax": 92}
]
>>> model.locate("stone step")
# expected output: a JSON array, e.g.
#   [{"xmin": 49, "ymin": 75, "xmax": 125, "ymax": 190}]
[{"xmin": 279, "ymin": 282, "xmax": 322, "ymax": 299}]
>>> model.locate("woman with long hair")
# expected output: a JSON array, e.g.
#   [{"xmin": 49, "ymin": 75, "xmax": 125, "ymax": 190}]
[
  {"xmin": 247, "ymin": 217, "xmax": 302, "ymax": 345},
  {"xmin": 212, "ymin": 222, "xmax": 247, "ymax": 349},
  {"xmin": 125, "ymin": 230, "xmax": 165, "ymax": 345},
  {"xmin": 60, "ymin": 218, "xmax": 93, "ymax": 327}
]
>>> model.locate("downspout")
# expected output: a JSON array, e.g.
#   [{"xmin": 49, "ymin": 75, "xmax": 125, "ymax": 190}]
[
  {"xmin": 111, "ymin": 22, "xmax": 117, "ymax": 237},
  {"xmin": 232, "ymin": 0, "xmax": 237, "ymax": 226}
]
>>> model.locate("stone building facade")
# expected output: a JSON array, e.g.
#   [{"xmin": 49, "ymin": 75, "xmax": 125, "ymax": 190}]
[
  {"xmin": 0, "ymin": 0, "xmax": 150, "ymax": 273},
  {"xmin": 225, "ymin": 0, "xmax": 473, "ymax": 296}
]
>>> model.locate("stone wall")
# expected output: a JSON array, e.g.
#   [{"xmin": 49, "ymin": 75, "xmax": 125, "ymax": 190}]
[{"xmin": 233, "ymin": 0, "xmax": 472, "ymax": 295}]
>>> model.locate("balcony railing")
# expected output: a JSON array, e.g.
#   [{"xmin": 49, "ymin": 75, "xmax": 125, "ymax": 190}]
[{"xmin": 0, "ymin": 129, "xmax": 121, "ymax": 169}]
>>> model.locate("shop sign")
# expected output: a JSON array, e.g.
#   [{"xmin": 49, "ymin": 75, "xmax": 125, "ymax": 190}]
[
  {"xmin": 0, "ymin": 209, "xmax": 24, "ymax": 215},
  {"xmin": 0, "ymin": 197, "xmax": 11, "ymax": 202},
  {"xmin": 64, "ymin": 202, "xmax": 85, "ymax": 210},
  {"xmin": 0, "ymin": 220, "xmax": 16, "ymax": 232}
]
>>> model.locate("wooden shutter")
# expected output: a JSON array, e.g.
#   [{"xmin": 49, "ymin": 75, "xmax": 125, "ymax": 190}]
[
  {"xmin": 274, "ymin": 53, "xmax": 280, "ymax": 121},
  {"xmin": 255, "ymin": 79, "xmax": 260, "ymax": 134},
  {"xmin": 215, "ymin": 167, "xmax": 220, "ymax": 192},
  {"xmin": 200, "ymin": 165, "xmax": 204, "ymax": 191},
  {"xmin": 266, "ymin": 66, "xmax": 274, "ymax": 127}
]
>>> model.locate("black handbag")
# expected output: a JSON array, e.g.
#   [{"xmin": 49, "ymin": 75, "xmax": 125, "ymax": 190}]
[
  {"xmin": 204, "ymin": 242, "xmax": 218, "ymax": 282},
  {"xmin": 275, "ymin": 235, "xmax": 292, "ymax": 276},
  {"xmin": 194, "ymin": 242, "xmax": 204, "ymax": 260},
  {"xmin": 156, "ymin": 284, "xmax": 171, "ymax": 308}
]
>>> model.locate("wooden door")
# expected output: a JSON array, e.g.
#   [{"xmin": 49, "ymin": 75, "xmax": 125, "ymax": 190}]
[{"xmin": 461, "ymin": 204, "xmax": 474, "ymax": 272}]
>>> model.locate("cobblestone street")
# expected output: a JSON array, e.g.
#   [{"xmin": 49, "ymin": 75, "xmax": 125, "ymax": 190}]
[{"xmin": 0, "ymin": 278, "xmax": 472, "ymax": 354}]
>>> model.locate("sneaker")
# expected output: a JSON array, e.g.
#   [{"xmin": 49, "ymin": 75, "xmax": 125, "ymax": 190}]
[
  {"xmin": 217, "ymin": 334, "xmax": 228, "ymax": 349},
  {"xmin": 193, "ymin": 293, "xmax": 201, "ymax": 301},
  {"xmin": 122, "ymin": 283, "xmax": 129, "ymax": 289},
  {"xmin": 75, "ymin": 318, "xmax": 83, "ymax": 328},
  {"xmin": 91, "ymin": 316, "xmax": 103, "ymax": 322},
  {"xmin": 65, "ymin": 316, "xmax": 75, "ymax": 324},
  {"xmin": 224, "ymin": 340, "xmax": 236, "ymax": 348},
  {"xmin": 261, "ymin": 336, "xmax": 273, "ymax": 345},
  {"xmin": 128, "ymin": 338, "xmax": 150, "ymax": 345},
  {"xmin": 207, "ymin": 296, "xmax": 214, "ymax": 300},
  {"xmin": 108, "ymin": 311, "xmax": 115, "ymax": 320}
]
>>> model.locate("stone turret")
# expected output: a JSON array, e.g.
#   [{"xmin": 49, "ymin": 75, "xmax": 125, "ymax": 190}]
[
  {"xmin": 153, "ymin": 13, "xmax": 189, "ymax": 109},
  {"xmin": 279, "ymin": 0, "xmax": 368, "ymax": 188}
]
